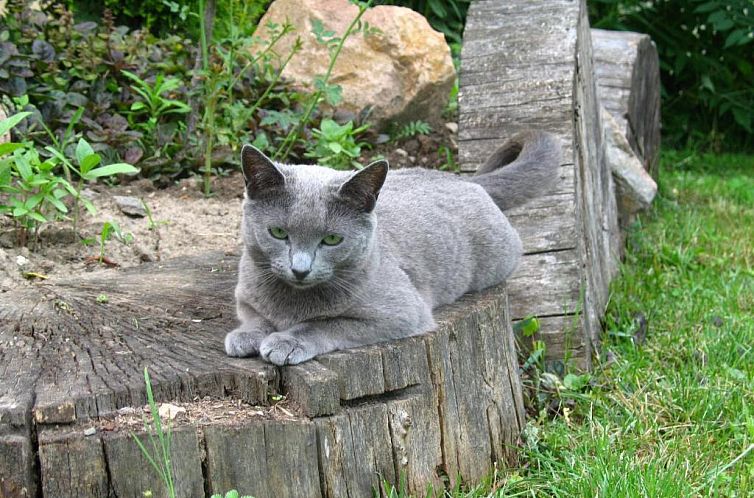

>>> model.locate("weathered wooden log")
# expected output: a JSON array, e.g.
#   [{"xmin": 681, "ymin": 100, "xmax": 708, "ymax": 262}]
[
  {"xmin": 0, "ymin": 252, "xmax": 524, "ymax": 497},
  {"xmin": 592, "ymin": 28, "xmax": 661, "ymax": 179},
  {"xmin": 459, "ymin": 0, "xmax": 618, "ymax": 369}
]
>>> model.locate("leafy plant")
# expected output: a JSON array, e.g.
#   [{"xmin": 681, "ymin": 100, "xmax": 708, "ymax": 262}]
[
  {"xmin": 46, "ymin": 131, "xmax": 140, "ymax": 232},
  {"xmin": 305, "ymin": 119, "xmax": 370, "ymax": 170},
  {"xmin": 437, "ymin": 145, "xmax": 459, "ymax": 172},
  {"xmin": 392, "ymin": 120, "xmax": 432, "ymax": 141},
  {"xmin": 122, "ymin": 70, "xmax": 191, "ymax": 135},
  {"xmin": 97, "ymin": 220, "xmax": 133, "ymax": 264},
  {"xmin": 590, "ymin": 0, "xmax": 754, "ymax": 150},
  {"xmin": 273, "ymin": 1, "xmax": 377, "ymax": 161},
  {"xmin": 0, "ymin": 112, "xmax": 71, "ymax": 246},
  {"xmin": 0, "ymin": 110, "xmax": 138, "ymax": 246}
]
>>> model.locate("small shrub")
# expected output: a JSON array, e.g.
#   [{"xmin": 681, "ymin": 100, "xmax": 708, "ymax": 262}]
[
  {"xmin": 305, "ymin": 119, "xmax": 370, "ymax": 170},
  {"xmin": 392, "ymin": 120, "xmax": 432, "ymax": 141},
  {"xmin": 590, "ymin": 0, "xmax": 754, "ymax": 151},
  {"xmin": 0, "ymin": 110, "xmax": 138, "ymax": 247}
]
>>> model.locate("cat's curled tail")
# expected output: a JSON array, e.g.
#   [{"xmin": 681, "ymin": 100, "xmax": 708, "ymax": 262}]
[{"xmin": 468, "ymin": 130, "xmax": 562, "ymax": 211}]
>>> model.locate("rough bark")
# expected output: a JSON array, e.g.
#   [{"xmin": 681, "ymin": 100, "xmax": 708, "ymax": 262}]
[
  {"xmin": 0, "ymin": 252, "xmax": 524, "ymax": 497},
  {"xmin": 592, "ymin": 28, "xmax": 661, "ymax": 179}
]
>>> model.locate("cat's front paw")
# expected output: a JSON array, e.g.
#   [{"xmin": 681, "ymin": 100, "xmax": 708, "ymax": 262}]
[
  {"xmin": 259, "ymin": 333, "xmax": 314, "ymax": 365},
  {"xmin": 225, "ymin": 328, "xmax": 263, "ymax": 357}
]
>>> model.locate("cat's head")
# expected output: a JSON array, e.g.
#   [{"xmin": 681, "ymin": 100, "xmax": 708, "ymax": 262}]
[{"xmin": 239, "ymin": 145, "xmax": 388, "ymax": 289}]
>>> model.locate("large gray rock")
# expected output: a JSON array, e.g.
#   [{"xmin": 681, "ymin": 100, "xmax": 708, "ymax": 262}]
[{"xmin": 252, "ymin": 0, "xmax": 456, "ymax": 129}]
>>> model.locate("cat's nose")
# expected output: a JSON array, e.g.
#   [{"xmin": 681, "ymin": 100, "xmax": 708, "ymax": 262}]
[
  {"xmin": 290, "ymin": 252, "xmax": 312, "ymax": 280},
  {"xmin": 292, "ymin": 268, "xmax": 310, "ymax": 280}
]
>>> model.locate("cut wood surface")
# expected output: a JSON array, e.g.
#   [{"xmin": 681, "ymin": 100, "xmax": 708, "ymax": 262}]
[
  {"xmin": 460, "ymin": 0, "xmax": 620, "ymax": 369},
  {"xmin": 592, "ymin": 28, "xmax": 661, "ymax": 178},
  {"xmin": 0, "ymin": 252, "xmax": 524, "ymax": 497}
]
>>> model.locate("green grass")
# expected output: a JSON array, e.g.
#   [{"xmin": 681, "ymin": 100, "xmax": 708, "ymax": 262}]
[{"xmin": 411, "ymin": 150, "xmax": 754, "ymax": 497}]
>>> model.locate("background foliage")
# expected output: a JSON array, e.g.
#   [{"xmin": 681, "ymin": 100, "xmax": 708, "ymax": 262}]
[{"xmin": 590, "ymin": 0, "xmax": 754, "ymax": 151}]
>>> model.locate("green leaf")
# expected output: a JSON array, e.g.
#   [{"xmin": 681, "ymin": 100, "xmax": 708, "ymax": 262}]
[
  {"xmin": 700, "ymin": 75, "xmax": 715, "ymax": 93},
  {"xmin": 323, "ymin": 83, "xmax": 342, "ymax": 106},
  {"xmin": 84, "ymin": 163, "xmax": 140, "ymax": 179},
  {"xmin": 251, "ymin": 133, "xmax": 269, "ymax": 152},
  {"xmin": 13, "ymin": 152, "xmax": 33, "ymax": 181},
  {"xmin": 328, "ymin": 142, "xmax": 344, "ymax": 154},
  {"xmin": 0, "ymin": 111, "xmax": 32, "ymax": 137},
  {"xmin": 80, "ymin": 153, "xmax": 102, "ymax": 174},
  {"xmin": 130, "ymin": 102, "xmax": 146, "ymax": 111},
  {"xmin": 12, "ymin": 205, "xmax": 28, "ymax": 217},
  {"xmin": 0, "ymin": 142, "xmax": 25, "ymax": 157},
  {"xmin": 75, "ymin": 139, "xmax": 96, "ymax": 167},
  {"xmin": 513, "ymin": 316, "xmax": 541, "ymax": 337},
  {"xmin": 46, "ymin": 194, "xmax": 68, "ymax": 213},
  {"xmin": 28, "ymin": 211, "xmax": 47, "ymax": 223},
  {"xmin": 81, "ymin": 197, "xmax": 97, "ymax": 215},
  {"xmin": 694, "ymin": 1, "xmax": 720, "ymax": 13},
  {"xmin": 731, "ymin": 107, "xmax": 752, "ymax": 132},
  {"xmin": 563, "ymin": 373, "xmax": 591, "ymax": 391},
  {"xmin": 724, "ymin": 29, "xmax": 747, "ymax": 48}
]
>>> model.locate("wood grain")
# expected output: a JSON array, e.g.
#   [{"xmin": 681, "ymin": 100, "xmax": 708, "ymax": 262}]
[{"xmin": 0, "ymin": 252, "xmax": 524, "ymax": 497}]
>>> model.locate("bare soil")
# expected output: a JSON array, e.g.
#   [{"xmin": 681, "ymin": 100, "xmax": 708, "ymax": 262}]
[{"xmin": 0, "ymin": 126, "xmax": 457, "ymax": 294}]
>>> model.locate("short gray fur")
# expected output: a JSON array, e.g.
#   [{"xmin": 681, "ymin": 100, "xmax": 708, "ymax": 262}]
[{"xmin": 225, "ymin": 130, "xmax": 561, "ymax": 365}]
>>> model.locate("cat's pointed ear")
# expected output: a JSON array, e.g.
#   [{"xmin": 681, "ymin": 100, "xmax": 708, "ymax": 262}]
[
  {"xmin": 338, "ymin": 160, "xmax": 389, "ymax": 212},
  {"xmin": 241, "ymin": 144, "xmax": 285, "ymax": 198}
]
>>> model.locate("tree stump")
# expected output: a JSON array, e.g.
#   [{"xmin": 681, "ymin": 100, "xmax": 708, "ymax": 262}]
[
  {"xmin": 459, "ymin": 0, "xmax": 618, "ymax": 369},
  {"xmin": 0, "ymin": 253, "xmax": 524, "ymax": 497},
  {"xmin": 592, "ymin": 28, "xmax": 661, "ymax": 179}
]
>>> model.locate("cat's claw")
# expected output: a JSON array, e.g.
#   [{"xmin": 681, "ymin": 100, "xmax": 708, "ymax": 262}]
[
  {"xmin": 224, "ymin": 329, "xmax": 262, "ymax": 357},
  {"xmin": 259, "ymin": 333, "xmax": 313, "ymax": 365}
]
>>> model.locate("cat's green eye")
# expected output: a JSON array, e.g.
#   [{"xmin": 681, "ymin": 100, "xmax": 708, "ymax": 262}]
[
  {"xmin": 269, "ymin": 227, "xmax": 288, "ymax": 240},
  {"xmin": 322, "ymin": 234, "xmax": 343, "ymax": 246}
]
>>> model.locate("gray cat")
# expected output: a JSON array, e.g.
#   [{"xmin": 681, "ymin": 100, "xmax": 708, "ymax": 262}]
[{"xmin": 225, "ymin": 130, "xmax": 561, "ymax": 365}]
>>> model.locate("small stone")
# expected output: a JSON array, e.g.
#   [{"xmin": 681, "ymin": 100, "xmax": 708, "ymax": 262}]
[
  {"xmin": 376, "ymin": 134, "xmax": 391, "ymax": 145},
  {"xmin": 113, "ymin": 196, "xmax": 147, "ymax": 218},
  {"xmin": 16, "ymin": 255, "xmax": 29, "ymax": 267},
  {"xmin": 394, "ymin": 148, "xmax": 408, "ymax": 158},
  {"xmin": 445, "ymin": 122, "xmax": 458, "ymax": 134},
  {"xmin": 83, "ymin": 427, "xmax": 96, "ymax": 436},
  {"xmin": 158, "ymin": 403, "xmax": 186, "ymax": 421},
  {"xmin": 408, "ymin": 156, "xmax": 416, "ymax": 163},
  {"xmin": 117, "ymin": 406, "xmax": 136, "ymax": 415}
]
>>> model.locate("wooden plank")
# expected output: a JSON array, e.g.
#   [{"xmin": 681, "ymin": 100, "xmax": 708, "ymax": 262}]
[
  {"xmin": 506, "ymin": 193, "xmax": 578, "ymax": 253},
  {"xmin": 0, "ymin": 435, "xmax": 34, "ymax": 498},
  {"xmin": 386, "ymin": 392, "xmax": 444, "ymax": 494},
  {"xmin": 103, "ymin": 427, "xmax": 205, "ymax": 498},
  {"xmin": 38, "ymin": 429, "xmax": 109, "ymax": 498},
  {"xmin": 263, "ymin": 420, "xmax": 322, "ymax": 498},
  {"xmin": 507, "ymin": 250, "xmax": 582, "ymax": 319},
  {"xmin": 429, "ymin": 286, "xmax": 525, "ymax": 485},
  {"xmin": 316, "ymin": 403, "xmax": 395, "ymax": 498},
  {"xmin": 592, "ymin": 28, "xmax": 661, "ymax": 177},
  {"xmin": 379, "ymin": 336, "xmax": 430, "ymax": 392},
  {"xmin": 282, "ymin": 361, "xmax": 341, "ymax": 418},
  {"xmin": 317, "ymin": 346, "xmax": 385, "ymax": 401},
  {"xmin": 204, "ymin": 422, "xmax": 269, "ymax": 498}
]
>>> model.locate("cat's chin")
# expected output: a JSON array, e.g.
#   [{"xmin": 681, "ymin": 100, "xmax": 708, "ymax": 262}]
[{"xmin": 284, "ymin": 279, "xmax": 320, "ymax": 290}]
